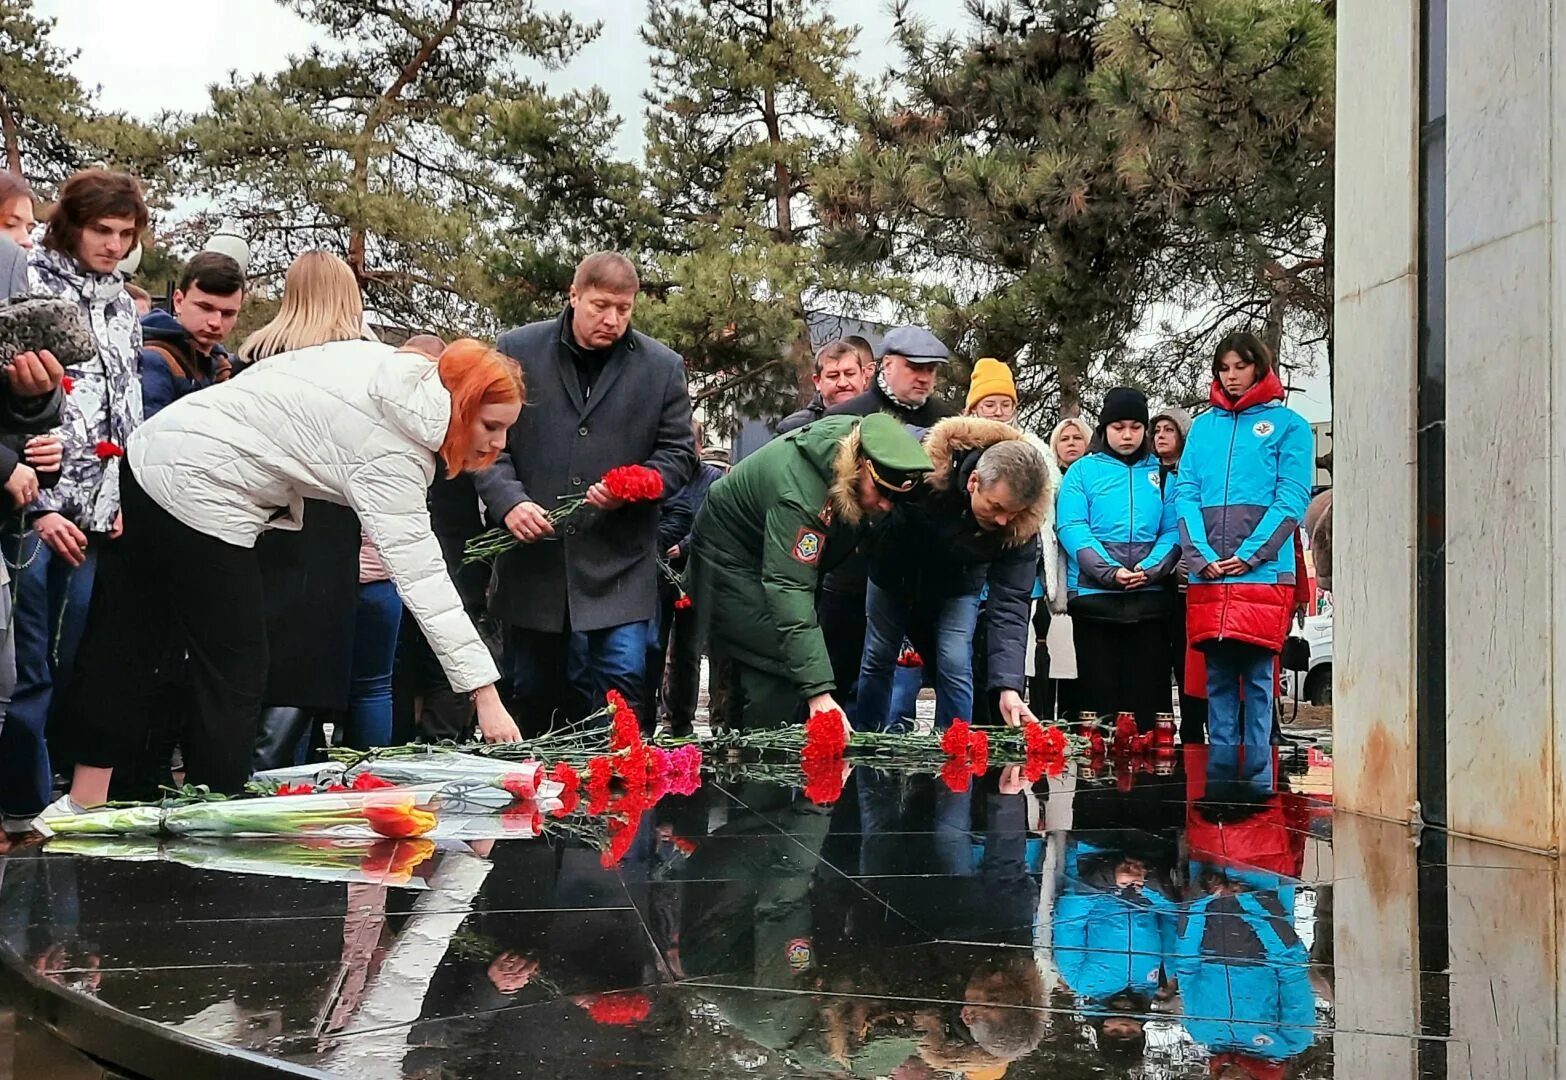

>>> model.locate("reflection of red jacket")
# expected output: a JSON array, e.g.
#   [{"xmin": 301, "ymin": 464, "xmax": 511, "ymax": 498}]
[
  {"xmin": 1182, "ymin": 746, "xmax": 1306, "ymax": 878},
  {"xmin": 1210, "ymin": 1052, "xmax": 1286, "ymax": 1080}
]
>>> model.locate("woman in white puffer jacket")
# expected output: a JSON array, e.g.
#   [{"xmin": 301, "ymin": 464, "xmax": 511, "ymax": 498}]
[{"xmin": 45, "ymin": 336, "xmax": 525, "ymax": 816}]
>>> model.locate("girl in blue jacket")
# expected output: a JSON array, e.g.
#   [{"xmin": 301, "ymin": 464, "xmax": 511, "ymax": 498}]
[
  {"xmin": 1174, "ymin": 333, "xmax": 1313, "ymax": 753},
  {"xmin": 1055, "ymin": 387, "xmax": 1180, "ymax": 731}
]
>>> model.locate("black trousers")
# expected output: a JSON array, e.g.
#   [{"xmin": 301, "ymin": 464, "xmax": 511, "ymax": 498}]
[
  {"xmin": 645, "ymin": 580, "xmax": 700, "ymax": 736},
  {"xmin": 1070, "ymin": 616, "xmax": 1171, "ymax": 733},
  {"xmin": 1165, "ymin": 592, "xmax": 1208, "ymax": 743},
  {"xmin": 57, "ymin": 464, "xmax": 268, "ymax": 794},
  {"xmin": 818, "ymin": 585, "xmax": 867, "ymax": 704}
]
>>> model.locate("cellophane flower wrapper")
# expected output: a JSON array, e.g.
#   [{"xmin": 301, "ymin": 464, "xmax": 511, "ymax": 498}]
[
  {"xmin": 36, "ymin": 786, "xmax": 450, "ymax": 839},
  {"xmin": 255, "ymin": 754, "xmax": 564, "ymax": 801},
  {"xmin": 46, "ymin": 836, "xmax": 438, "ymax": 889}
]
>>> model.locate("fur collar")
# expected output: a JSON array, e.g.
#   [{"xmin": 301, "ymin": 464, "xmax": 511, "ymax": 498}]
[
  {"xmin": 922, "ymin": 416, "xmax": 1052, "ymax": 547},
  {"xmin": 828, "ymin": 425, "xmax": 866, "ymax": 528}
]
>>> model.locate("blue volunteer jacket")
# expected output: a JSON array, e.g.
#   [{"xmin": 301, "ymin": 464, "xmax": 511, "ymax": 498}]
[
  {"xmin": 1056, "ymin": 449, "xmax": 1179, "ymax": 615},
  {"xmin": 1173, "ymin": 370, "xmax": 1313, "ymax": 649}
]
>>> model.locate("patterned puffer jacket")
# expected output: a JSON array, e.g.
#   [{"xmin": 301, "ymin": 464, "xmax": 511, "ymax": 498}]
[{"xmin": 26, "ymin": 244, "xmax": 143, "ymax": 532}]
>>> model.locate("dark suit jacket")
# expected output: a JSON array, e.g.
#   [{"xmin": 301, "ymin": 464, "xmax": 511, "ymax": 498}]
[{"xmin": 474, "ymin": 308, "xmax": 695, "ymax": 632}]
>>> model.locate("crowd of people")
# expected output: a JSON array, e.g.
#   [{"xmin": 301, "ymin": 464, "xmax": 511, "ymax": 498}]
[{"xmin": 0, "ymin": 165, "xmax": 1323, "ymax": 835}]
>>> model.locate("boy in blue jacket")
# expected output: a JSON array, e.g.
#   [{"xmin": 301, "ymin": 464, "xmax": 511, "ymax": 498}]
[{"xmin": 137, "ymin": 252, "xmax": 243, "ymax": 418}]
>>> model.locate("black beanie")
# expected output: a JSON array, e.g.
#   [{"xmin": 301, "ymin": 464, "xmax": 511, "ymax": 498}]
[{"xmin": 1099, "ymin": 386, "xmax": 1149, "ymax": 428}]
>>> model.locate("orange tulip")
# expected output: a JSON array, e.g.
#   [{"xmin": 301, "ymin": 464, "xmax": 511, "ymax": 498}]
[
  {"xmin": 363, "ymin": 802, "xmax": 437, "ymax": 839},
  {"xmin": 360, "ymin": 838, "xmax": 436, "ymax": 883}
]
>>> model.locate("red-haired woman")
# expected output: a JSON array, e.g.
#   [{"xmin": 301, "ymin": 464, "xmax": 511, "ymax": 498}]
[{"xmin": 38, "ymin": 338, "xmax": 525, "ymax": 822}]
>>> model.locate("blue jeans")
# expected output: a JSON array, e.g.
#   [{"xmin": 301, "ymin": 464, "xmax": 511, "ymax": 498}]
[
  {"xmin": 344, "ymin": 580, "xmax": 403, "ymax": 750},
  {"xmin": 0, "ymin": 536, "xmax": 98, "ymax": 817},
  {"xmin": 857, "ymin": 581, "xmax": 980, "ymax": 733},
  {"xmin": 1205, "ymin": 640, "xmax": 1276, "ymax": 784},
  {"xmin": 509, "ymin": 620, "xmax": 650, "ymax": 734}
]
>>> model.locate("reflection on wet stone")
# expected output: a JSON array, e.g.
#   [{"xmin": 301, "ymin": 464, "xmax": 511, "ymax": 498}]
[{"xmin": 0, "ymin": 746, "xmax": 1368, "ymax": 1078}]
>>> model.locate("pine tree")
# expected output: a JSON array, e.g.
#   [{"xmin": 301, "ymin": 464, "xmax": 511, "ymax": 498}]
[
  {"xmin": 0, "ymin": 0, "xmax": 173, "ymax": 192},
  {"xmin": 183, "ymin": 0, "xmax": 618, "ymax": 334},
  {"xmin": 1093, "ymin": 0, "xmax": 1335, "ymax": 403},
  {"xmin": 818, "ymin": 0, "xmax": 1333, "ymax": 419},
  {"xmin": 636, "ymin": 0, "xmax": 906, "ymax": 423}
]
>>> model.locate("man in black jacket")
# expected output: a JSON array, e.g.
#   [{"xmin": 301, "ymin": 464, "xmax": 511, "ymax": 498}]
[
  {"xmin": 823, "ymin": 325, "xmax": 960, "ymax": 429},
  {"xmin": 474, "ymin": 252, "xmax": 695, "ymax": 732},
  {"xmin": 816, "ymin": 325, "xmax": 959, "ymax": 721},
  {"xmin": 774, "ymin": 340, "xmax": 870, "ymax": 435}
]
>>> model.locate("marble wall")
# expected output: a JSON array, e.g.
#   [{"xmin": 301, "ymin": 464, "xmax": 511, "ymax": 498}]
[
  {"xmin": 1338, "ymin": 0, "xmax": 1566, "ymax": 851},
  {"xmin": 1443, "ymin": 0, "xmax": 1563, "ymax": 851},
  {"xmin": 1333, "ymin": 0, "xmax": 1420, "ymax": 823}
]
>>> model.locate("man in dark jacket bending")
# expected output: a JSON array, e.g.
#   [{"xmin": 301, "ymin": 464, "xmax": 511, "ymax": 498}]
[{"xmin": 857, "ymin": 417, "xmax": 1049, "ymax": 733}]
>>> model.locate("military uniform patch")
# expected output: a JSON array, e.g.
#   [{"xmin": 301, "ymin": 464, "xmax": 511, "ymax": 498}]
[{"xmin": 793, "ymin": 528, "xmax": 823, "ymax": 565}]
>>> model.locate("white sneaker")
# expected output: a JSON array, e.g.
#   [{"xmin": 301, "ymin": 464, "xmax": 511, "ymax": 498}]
[{"xmin": 30, "ymin": 795, "xmax": 86, "ymax": 839}]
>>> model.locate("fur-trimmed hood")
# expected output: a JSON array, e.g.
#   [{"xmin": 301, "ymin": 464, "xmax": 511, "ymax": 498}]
[
  {"xmin": 921, "ymin": 416, "xmax": 1052, "ymax": 547},
  {"xmin": 828, "ymin": 424, "xmax": 867, "ymax": 528}
]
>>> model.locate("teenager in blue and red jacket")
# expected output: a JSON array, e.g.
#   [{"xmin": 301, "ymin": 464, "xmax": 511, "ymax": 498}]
[
  {"xmin": 1174, "ymin": 333, "xmax": 1313, "ymax": 753},
  {"xmin": 1056, "ymin": 387, "xmax": 1180, "ymax": 732}
]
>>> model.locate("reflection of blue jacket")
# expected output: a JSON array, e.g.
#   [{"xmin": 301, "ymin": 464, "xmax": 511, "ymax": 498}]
[
  {"xmin": 1056, "ymin": 451, "xmax": 1178, "ymax": 604},
  {"xmin": 1172, "ymin": 889, "xmax": 1316, "ymax": 1060},
  {"xmin": 1054, "ymin": 887, "xmax": 1175, "ymax": 1001}
]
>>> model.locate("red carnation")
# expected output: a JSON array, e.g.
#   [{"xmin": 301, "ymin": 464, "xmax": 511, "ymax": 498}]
[
  {"xmin": 585, "ymin": 756, "xmax": 614, "ymax": 815},
  {"xmin": 802, "ymin": 707, "xmax": 849, "ymax": 762},
  {"xmin": 896, "ymin": 647, "xmax": 923, "ymax": 668},
  {"xmin": 500, "ymin": 772, "xmax": 536, "ymax": 800},
  {"xmin": 349, "ymin": 773, "xmax": 396, "ymax": 791},
  {"xmin": 274, "ymin": 782, "xmax": 314, "ymax": 796},
  {"xmin": 602, "ymin": 464, "xmax": 664, "ymax": 503},
  {"xmin": 94, "ymin": 440, "xmax": 124, "ymax": 460},
  {"xmin": 584, "ymin": 990, "xmax": 651, "ymax": 1026},
  {"xmin": 802, "ymin": 757, "xmax": 847, "ymax": 805},
  {"xmin": 940, "ymin": 719, "xmax": 973, "ymax": 759},
  {"xmin": 550, "ymin": 761, "xmax": 581, "ymax": 795},
  {"xmin": 60, "ymin": 376, "xmax": 74, "ymax": 394},
  {"xmin": 940, "ymin": 756, "xmax": 973, "ymax": 793},
  {"xmin": 967, "ymin": 728, "xmax": 990, "ymax": 775},
  {"xmin": 673, "ymin": 593, "xmax": 693, "ymax": 611}
]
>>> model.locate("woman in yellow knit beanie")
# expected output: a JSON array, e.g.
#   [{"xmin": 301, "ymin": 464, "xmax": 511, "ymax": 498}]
[{"xmin": 965, "ymin": 357, "xmax": 1018, "ymax": 420}]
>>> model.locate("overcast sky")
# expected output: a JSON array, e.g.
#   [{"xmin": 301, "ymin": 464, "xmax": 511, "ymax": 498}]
[
  {"xmin": 35, "ymin": 0, "xmax": 967, "ymax": 162},
  {"xmin": 35, "ymin": 0, "xmax": 1329, "ymax": 421}
]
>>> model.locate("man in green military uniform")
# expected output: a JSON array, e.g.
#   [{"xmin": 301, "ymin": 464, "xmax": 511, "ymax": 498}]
[{"xmin": 690, "ymin": 413, "xmax": 932, "ymax": 729}]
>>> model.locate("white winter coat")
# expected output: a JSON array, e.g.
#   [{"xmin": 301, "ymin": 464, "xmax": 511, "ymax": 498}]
[{"xmin": 128, "ymin": 340, "xmax": 499, "ymax": 693}]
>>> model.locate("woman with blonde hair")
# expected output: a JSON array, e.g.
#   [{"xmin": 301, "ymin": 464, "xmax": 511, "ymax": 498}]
[
  {"xmin": 233, "ymin": 251, "xmax": 382, "ymax": 768},
  {"xmin": 40, "ymin": 337, "xmax": 526, "ymax": 819},
  {"xmin": 238, "ymin": 249, "xmax": 370, "ymax": 363}
]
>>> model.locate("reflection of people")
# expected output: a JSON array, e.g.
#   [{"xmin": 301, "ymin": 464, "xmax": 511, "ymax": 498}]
[
  {"xmin": 1053, "ymin": 841, "xmax": 1176, "ymax": 1067},
  {"xmin": 1172, "ymin": 867, "xmax": 1316, "ymax": 1069},
  {"xmin": 46, "ymin": 337, "xmax": 524, "ymax": 815}
]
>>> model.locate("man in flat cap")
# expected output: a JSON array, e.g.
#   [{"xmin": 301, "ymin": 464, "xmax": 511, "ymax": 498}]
[
  {"xmin": 815, "ymin": 325, "xmax": 960, "ymax": 718},
  {"xmin": 825, "ymin": 325, "xmax": 960, "ymax": 429},
  {"xmin": 689, "ymin": 413, "xmax": 932, "ymax": 730}
]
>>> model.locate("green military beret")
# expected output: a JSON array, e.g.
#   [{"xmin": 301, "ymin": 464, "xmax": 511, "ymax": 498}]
[{"xmin": 858, "ymin": 412, "xmax": 933, "ymax": 495}]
